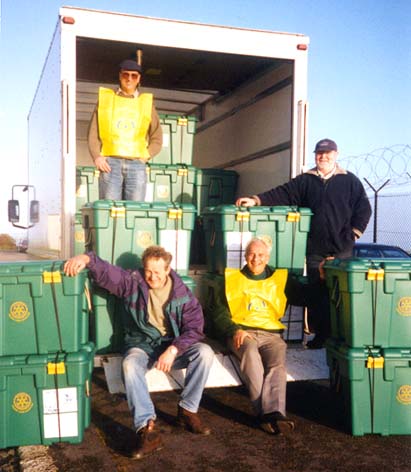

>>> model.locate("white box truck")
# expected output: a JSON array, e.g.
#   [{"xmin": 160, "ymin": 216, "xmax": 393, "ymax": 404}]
[{"xmin": 24, "ymin": 5, "xmax": 309, "ymax": 258}]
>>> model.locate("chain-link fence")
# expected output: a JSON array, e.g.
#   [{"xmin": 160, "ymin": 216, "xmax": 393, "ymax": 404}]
[
  {"xmin": 362, "ymin": 191, "xmax": 411, "ymax": 252},
  {"xmin": 339, "ymin": 144, "xmax": 411, "ymax": 253}
]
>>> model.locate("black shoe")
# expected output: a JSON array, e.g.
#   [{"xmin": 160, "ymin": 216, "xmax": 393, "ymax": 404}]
[
  {"xmin": 306, "ymin": 337, "xmax": 325, "ymax": 349},
  {"xmin": 259, "ymin": 412, "xmax": 295, "ymax": 435}
]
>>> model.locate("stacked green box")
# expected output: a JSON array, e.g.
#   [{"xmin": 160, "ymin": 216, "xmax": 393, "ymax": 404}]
[
  {"xmin": 0, "ymin": 342, "xmax": 94, "ymax": 448},
  {"xmin": 201, "ymin": 205, "xmax": 312, "ymax": 275},
  {"xmin": 326, "ymin": 340, "xmax": 411, "ymax": 436},
  {"xmin": 0, "ymin": 261, "xmax": 89, "ymax": 356},
  {"xmin": 195, "ymin": 168, "xmax": 238, "ymax": 214},
  {"xmin": 324, "ymin": 259, "xmax": 411, "ymax": 347},
  {"xmin": 152, "ymin": 114, "xmax": 197, "ymax": 165},
  {"xmin": 82, "ymin": 201, "xmax": 195, "ymax": 275},
  {"xmin": 74, "ymin": 212, "xmax": 86, "ymax": 255},
  {"xmin": 145, "ymin": 163, "xmax": 196, "ymax": 204},
  {"xmin": 76, "ymin": 166, "xmax": 100, "ymax": 211}
]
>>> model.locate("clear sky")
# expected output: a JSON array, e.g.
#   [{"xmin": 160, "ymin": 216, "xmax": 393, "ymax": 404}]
[{"xmin": 0, "ymin": 0, "xmax": 410, "ymax": 235}]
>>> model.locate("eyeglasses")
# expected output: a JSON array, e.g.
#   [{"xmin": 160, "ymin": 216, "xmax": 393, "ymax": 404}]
[{"xmin": 120, "ymin": 71, "xmax": 140, "ymax": 80}]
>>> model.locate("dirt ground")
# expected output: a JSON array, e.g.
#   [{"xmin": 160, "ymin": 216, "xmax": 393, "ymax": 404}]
[
  {"xmin": 0, "ymin": 250, "xmax": 410, "ymax": 471},
  {"xmin": 34, "ymin": 369, "xmax": 411, "ymax": 472}
]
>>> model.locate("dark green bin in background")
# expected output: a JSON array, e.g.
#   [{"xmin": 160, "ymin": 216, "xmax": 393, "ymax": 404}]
[
  {"xmin": 326, "ymin": 340, "xmax": 411, "ymax": 436},
  {"xmin": 82, "ymin": 201, "xmax": 196, "ymax": 275},
  {"xmin": 152, "ymin": 114, "xmax": 196, "ymax": 165},
  {"xmin": 145, "ymin": 163, "xmax": 196, "ymax": 204},
  {"xmin": 324, "ymin": 259, "xmax": 411, "ymax": 347},
  {"xmin": 0, "ymin": 261, "xmax": 89, "ymax": 356},
  {"xmin": 201, "ymin": 205, "xmax": 312, "ymax": 275},
  {"xmin": 195, "ymin": 168, "xmax": 238, "ymax": 214},
  {"xmin": 0, "ymin": 342, "xmax": 94, "ymax": 448},
  {"xmin": 76, "ymin": 166, "xmax": 100, "ymax": 211}
]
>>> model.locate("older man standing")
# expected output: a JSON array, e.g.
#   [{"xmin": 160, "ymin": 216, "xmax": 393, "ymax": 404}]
[
  {"xmin": 88, "ymin": 58, "xmax": 163, "ymax": 201},
  {"xmin": 64, "ymin": 246, "xmax": 213, "ymax": 460},
  {"xmin": 209, "ymin": 238, "xmax": 296, "ymax": 435},
  {"xmin": 236, "ymin": 139, "xmax": 372, "ymax": 348}
]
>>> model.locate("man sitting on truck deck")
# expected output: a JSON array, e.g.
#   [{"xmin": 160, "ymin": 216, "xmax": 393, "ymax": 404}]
[
  {"xmin": 88, "ymin": 58, "xmax": 163, "ymax": 201},
  {"xmin": 207, "ymin": 238, "xmax": 297, "ymax": 435},
  {"xmin": 236, "ymin": 139, "xmax": 372, "ymax": 349},
  {"xmin": 64, "ymin": 245, "xmax": 213, "ymax": 460}
]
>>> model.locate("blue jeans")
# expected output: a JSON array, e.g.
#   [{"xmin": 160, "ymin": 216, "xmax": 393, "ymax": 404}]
[
  {"xmin": 122, "ymin": 342, "xmax": 214, "ymax": 431},
  {"xmin": 99, "ymin": 157, "xmax": 147, "ymax": 200}
]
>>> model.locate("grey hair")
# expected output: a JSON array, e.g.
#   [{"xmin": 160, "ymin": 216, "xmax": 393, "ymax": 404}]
[{"xmin": 244, "ymin": 237, "xmax": 272, "ymax": 256}]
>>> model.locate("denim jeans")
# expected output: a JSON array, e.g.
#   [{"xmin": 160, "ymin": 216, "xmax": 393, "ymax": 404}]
[
  {"xmin": 99, "ymin": 157, "xmax": 147, "ymax": 201},
  {"xmin": 122, "ymin": 342, "xmax": 214, "ymax": 431}
]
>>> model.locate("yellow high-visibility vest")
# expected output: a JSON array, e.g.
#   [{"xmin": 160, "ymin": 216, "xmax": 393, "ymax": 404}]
[
  {"xmin": 225, "ymin": 268, "xmax": 288, "ymax": 331},
  {"xmin": 98, "ymin": 87, "xmax": 153, "ymax": 159}
]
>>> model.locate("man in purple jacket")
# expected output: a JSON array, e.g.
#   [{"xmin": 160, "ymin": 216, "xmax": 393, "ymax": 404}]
[{"xmin": 64, "ymin": 245, "xmax": 213, "ymax": 460}]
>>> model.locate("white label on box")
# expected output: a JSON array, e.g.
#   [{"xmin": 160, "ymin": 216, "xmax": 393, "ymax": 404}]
[
  {"xmin": 43, "ymin": 412, "xmax": 79, "ymax": 438},
  {"xmin": 43, "ymin": 388, "xmax": 79, "ymax": 438},
  {"xmin": 163, "ymin": 134, "xmax": 170, "ymax": 148},
  {"xmin": 43, "ymin": 387, "xmax": 78, "ymax": 414},
  {"xmin": 160, "ymin": 230, "xmax": 188, "ymax": 271},
  {"xmin": 226, "ymin": 232, "xmax": 253, "ymax": 268},
  {"xmin": 145, "ymin": 183, "xmax": 154, "ymax": 202}
]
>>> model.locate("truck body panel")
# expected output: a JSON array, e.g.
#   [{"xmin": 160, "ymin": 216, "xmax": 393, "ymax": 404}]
[{"xmin": 28, "ymin": 6, "xmax": 309, "ymax": 258}]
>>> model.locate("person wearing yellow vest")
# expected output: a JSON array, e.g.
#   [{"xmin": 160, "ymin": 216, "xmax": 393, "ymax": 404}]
[
  {"xmin": 88, "ymin": 59, "xmax": 163, "ymax": 200},
  {"xmin": 208, "ymin": 238, "xmax": 302, "ymax": 435}
]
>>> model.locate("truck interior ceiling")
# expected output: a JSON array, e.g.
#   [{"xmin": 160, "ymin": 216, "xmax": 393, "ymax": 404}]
[{"xmin": 75, "ymin": 37, "xmax": 290, "ymax": 117}]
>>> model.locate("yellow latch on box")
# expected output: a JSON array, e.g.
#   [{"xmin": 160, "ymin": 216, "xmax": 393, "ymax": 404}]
[
  {"xmin": 47, "ymin": 362, "xmax": 66, "ymax": 375},
  {"xmin": 178, "ymin": 117, "xmax": 188, "ymax": 126},
  {"xmin": 236, "ymin": 211, "xmax": 250, "ymax": 222},
  {"xmin": 367, "ymin": 356, "xmax": 384, "ymax": 369},
  {"xmin": 168, "ymin": 208, "xmax": 182, "ymax": 219},
  {"xmin": 43, "ymin": 271, "xmax": 62, "ymax": 284},
  {"xmin": 367, "ymin": 268, "xmax": 385, "ymax": 281},
  {"xmin": 111, "ymin": 207, "xmax": 126, "ymax": 218},
  {"xmin": 287, "ymin": 211, "xmax": 301, "ymax": 222}
]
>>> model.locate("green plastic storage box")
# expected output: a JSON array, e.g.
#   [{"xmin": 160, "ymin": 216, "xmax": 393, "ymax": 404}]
[
  {"xmin": 0, "ymin": 261, "xmax": 89, "ymax": 356},
  {"xmin": 151, "ymin": 114, "xmax": 196, "ymax": 165},
  {"xmin": 145, "ymin": 163, "xmax": 196, "ymax": 204},
  {"xmin": 201, "ymin": 205, "xmax": 312, "ymax": 275},
  {"xmin": 195, "ymin": 168, "xmax": 238, "ymax": 214},
  {"xmin": 91, "ymin": 274, "xmax": 196, "ymax": 354},
  {"xmin": 0, "ymin": 342, "xmax": 94, "ymax": 448},
  {"xmin": 74, "ymin": 212, "xmax": 85, "ymax": 255},
  {"xmin": 82, "ymin": 201, "xmax": 196, "ymax": 275},
  {"xmin": 76, "ymin": 166, "xmax": 100, "ymax": 211},
  {"xmin": 326, "ymin": 340, "xmax": 411, "ymax": 436},
  {"xmin": 325, "ymin": 258, "xmax": 411, "ymax": 347}
]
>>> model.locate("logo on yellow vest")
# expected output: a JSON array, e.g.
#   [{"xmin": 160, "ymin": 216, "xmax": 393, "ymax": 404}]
[
  {"xmin": 396, "ymin": 385, "xmax": 411, "ymax": 405},
  {"xmin": 397, "ymin": 297, "xmax": 411, "ymax": 316},
  {"xmin": 247, "ymin": 297, "xmax": 268, "ymax": 313},
  {"xmin": 9, "ymin": 302, "xmax": 30, "ymax": 322},
  {"xmin": 12, "ymin": 392, "xmax": 33, "ymax": 413}
]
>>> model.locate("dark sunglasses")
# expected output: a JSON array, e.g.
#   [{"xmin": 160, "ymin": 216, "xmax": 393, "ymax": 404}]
[{"xmin": 120, "ymin": 71, "xmax": 140, "ymax": 80}]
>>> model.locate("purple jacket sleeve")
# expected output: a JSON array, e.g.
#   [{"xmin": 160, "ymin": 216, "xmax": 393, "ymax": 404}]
[
  {"xmin": 173, "ymin": 292, "xmax": 205, "ymax": 354},
  {"xmin": 86, "ymin": 252, "xmax": 142, "ymax": 298}
]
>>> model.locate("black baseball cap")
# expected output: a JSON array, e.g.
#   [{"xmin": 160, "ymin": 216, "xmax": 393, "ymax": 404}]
[
  {"xmin": 119, "ymin": 59, "xmax": 142, "ymax": 74},
  {"xmin": 314, "ymin": 139, "xmax": 338, "ymax": 153}
]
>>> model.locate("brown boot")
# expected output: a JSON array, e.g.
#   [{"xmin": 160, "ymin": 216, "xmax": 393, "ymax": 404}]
[
  {"xmin": 176, "ymin": 405, "xmax": 211, "ymax": 435},
  {"xmin": 131, "ymin": 420, "xmax": 163, "ymax": 460}
]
